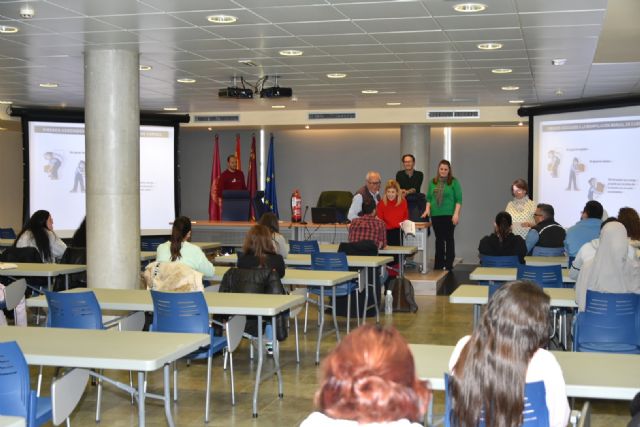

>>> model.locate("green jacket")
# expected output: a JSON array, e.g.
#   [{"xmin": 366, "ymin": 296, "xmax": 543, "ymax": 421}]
[{"xmin": 426, "ymin": 178, "xmax": 462, "ymax": 216}]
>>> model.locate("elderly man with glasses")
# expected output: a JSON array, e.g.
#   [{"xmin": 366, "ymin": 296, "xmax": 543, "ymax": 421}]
[
  {"xmin": 347, "ymin": 171, "xmax": 382, "ymax": 221},
  {"xmin": 525, "ymin": 203, "xmax": 566, "ymax": 255}
]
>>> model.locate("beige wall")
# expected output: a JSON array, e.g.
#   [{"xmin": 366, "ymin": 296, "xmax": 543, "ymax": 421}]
[{"xmin": 0, "ymin": 130, "xmax": 23, "ymax": 232}]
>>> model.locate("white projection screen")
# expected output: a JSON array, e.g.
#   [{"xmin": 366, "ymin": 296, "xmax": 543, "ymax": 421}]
[
  {"xmin": 28, "ymin": 121, "xmax": 176, "ymax": 237},
  {"xmin": 533, "ymin": 105, "xmax": 640, "ymax": 227}
]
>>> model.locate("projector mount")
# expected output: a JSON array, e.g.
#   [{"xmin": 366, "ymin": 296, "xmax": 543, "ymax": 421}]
[{"xmin": 218, "ymin": 75, "xmax": 292, "ymax": 99}]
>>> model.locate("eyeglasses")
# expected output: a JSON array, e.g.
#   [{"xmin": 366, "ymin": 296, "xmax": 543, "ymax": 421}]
[
  {"xmin": 368, "ymin": 181, "xmax": 381, "ymax": 185},
  {"xmin": 534, "ymin": 213, "xmax": 543, "ymax": 217}
]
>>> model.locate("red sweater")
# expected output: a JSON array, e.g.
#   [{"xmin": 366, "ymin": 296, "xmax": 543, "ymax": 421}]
[{"xmin": 376, "ymin": 198, "xmax": 408, "ymax": 230}]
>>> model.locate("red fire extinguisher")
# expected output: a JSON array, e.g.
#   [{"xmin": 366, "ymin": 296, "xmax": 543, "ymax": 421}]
[{"xmin": 291, "ymin": 189, "xmax": 302, "ymax": 223}]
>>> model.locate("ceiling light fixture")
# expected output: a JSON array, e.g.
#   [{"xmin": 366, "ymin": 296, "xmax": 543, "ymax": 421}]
[
  {"xmin": 139, "ymin": 65, "xmax": 152, "ymax": 71},
  {"xmin": 0, "ymin": 100, "xmax": 13, "ymax": 105},
  {"xmin": 279, "ymin": 49, "xmax": 303, "ymax": 56},
  {"xmin": 551, "ymin": 58, "xmax": 567, "ymax": 66},
  {"xmin": 477, "ymin": 42, "xmax": 502, "ymax": 50},
  {"xmin": 509, "ymin": 100, "xmax": 525, "ymax": 104},
  {"xmin": 501, "ymin": 85, "xmax": 519, "ymax": 91},
  {"xmin": 163, "ymin": 107, "xmax": 178, "ymax": 111},
  {"xmin": 453, "ymin": 3, "xmax": 487, "ymax": 13},
  {"xmin": 327, "ymin": 73, "xmax": 347, "ymax": 79},
  {"xmin": 207, "ymin": 14, "xmax": 237, "ymax": 24},
  {"xmin": 555, "ymin": 89, "xmax": 564, "ymax": 96},
  {"xmin": 272, "ymin": 105, "xmax": 286, "ymax": 109},
  {"xmin": 177, "ymin": 78, "xmax": 196, "ymax": 83},
  {"xmin": 386, "ymin": 102, "xmax": 402, "ymax": 106},
  {"xmin": 0, "ymin": 25, "xmax": 18, "ymax": 34},
  {"xmin": 361, "ymin": 89, "xmax": 378, "ymax": 94},
  {"xmin": 39, "ymin": 83, "xmax": 58, "ymax": 88},
  {"xmin": 491, "ymin": 68, "xmax": 512, "ymax": 74},
  {"xmin": 238, "ymin": 59, "xmax": 258, "ymax": 67}
]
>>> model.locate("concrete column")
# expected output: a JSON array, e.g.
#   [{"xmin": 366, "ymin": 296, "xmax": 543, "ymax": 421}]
[
  {"xmin": 400, "ymin": 124, "xmax": 430, "ymax": 180},
  {"xmin": 84, "ymin": 48, "xmax": 140, "ymax": 290}
]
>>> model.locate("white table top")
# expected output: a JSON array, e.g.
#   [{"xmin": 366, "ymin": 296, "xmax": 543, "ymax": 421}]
[
  {"xmin": 27, "ymin": 287, "xmax": 305, "ymax": 317},
  {"xmin": 0, "ymin": 238, "xmax": 13, "ymax": 248},
  {"xmin": 192, "ymin": 241, "xmax": 221, "ymax": 251},
  {"xmin": 469, "ymin": 266, "xmax": 575, "ymax": 283},
  {"xmin": 214, "ymin": 253, "xmax": 393, "ymax": 268},
  {"xmin": 319, "ymin": 244, "xmax": 418, "ymax": 256},
  {"xmin": 409, "ymin": 343, "xmax": 639, "ymax": 400},
  {"xmin": 450, "ymin": 284, "xmax": 577, "ymax": 308},
  {"xmin": 0, "ymin": 416, "xmax": 25, "ymax": 427},
  {"xmin": 140, "ymin": 251, "xmax": 155, "ymax": 261},
  {"xmin": 212, "ymin": 265, "xmax": 359, "ymax": 287},
  {"xmin": 525, "ymin": 256, "xmax": 568, "ymax": 267},
  {"xmin": 0, "ymin": 326, "xmax": 209, "ymax": 372},
  {"xmin": 0, "ymin": 262, "xmax": 86, "ymax": 277}
]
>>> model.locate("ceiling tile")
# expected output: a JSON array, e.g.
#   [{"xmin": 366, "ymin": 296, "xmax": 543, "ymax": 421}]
[
  {"xmin": 435, "ymin": 14, "xmax": 521, "ymax": 30},
  {"xmin": 334, "ymin": 1, "xmax": 430, "ymax": 20},
  {"xmin": 251, "ymin": 5, "xmax": 347, "ymax": 23},
  {"xmin": 355, "ymin": 17, "xmax": 440, "ymax": 33},
  {"xmin": 278, "ymin": 20, "xmax": 364, "ymax": 36},
  {"xmin": 47, "ymin": 0, "xmax": 159, "ymax": 16}
]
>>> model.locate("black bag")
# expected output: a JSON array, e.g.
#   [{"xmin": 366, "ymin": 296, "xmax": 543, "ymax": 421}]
[{"xmin": 388, "ymin": 277, "xmax": 418, "ymax": 313}]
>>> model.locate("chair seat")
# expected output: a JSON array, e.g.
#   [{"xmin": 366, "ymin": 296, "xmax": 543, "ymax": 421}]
[
  {"xmin": 187, "ymin": 335, "xmax": 227, "ymax": 361},
  {"xmin": 577, "ymin": 342, "xmax": 640, "ymax": 354},
  {"xmin": 34, "ymin": 394, "xmax": 53, "ymax": 427},
  {"xmin": 309, "ymin": 282, "xmax": 358, "ymax": 297}
]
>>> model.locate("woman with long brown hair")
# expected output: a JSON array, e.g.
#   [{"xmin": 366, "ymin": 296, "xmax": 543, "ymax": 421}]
[
  {"xmin": 237, "ymin": 224, "xmax": 285, "ymax": 278},
  {"xmin": 15, "ymin": 209, "xmax": 67, "ymax": 263},
  {"xmin": 156, "ymin": 216, "xmax": 214, "ymax": 277},
  {"xmin": 618, "ymin": 207, "xmax": 640, "ymax": 248},
  {"xmin": 448, "ymin": 281, "xmax": 570, "ymax": 427}
]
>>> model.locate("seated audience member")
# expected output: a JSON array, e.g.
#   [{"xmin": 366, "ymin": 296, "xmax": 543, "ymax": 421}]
[
  {"xmin": 395, "ymin": 154, "xmax": 423, "ymax": 197},
  {"xmin": 505, "ymin": 178, "xmax": 536, "ymax": 239},
  {"xmin": 478, "ymin": 211, "xmax": 527, "ymax": 264},
  {"xmin": 575, "ymin": 221, "xmax": 640, "ymax": 311},
  {"xmin": 629, "ymin": 392, "xmax": 640, "ymax": 427},
  {"xmin": 347, "ymin": 171, "xmax": 382, "ymax": 221},
  {"xmin": 237, "ymin": 224, "xmax": 285, "ymax": 278},
  {"xmin": 0, "ymin": 282, "xmax": 27, "ymax": 326},
  {"xmin": 258, "ymin": 212, "xmax": 288, "ymax": 258},
  {"xmin": 449, "ymin": 281, "xmax": 570, "ymax": 427},
  {"xmin": 525, "ymin": 203, "xmax": 566, "ymax": 255},
  {"xmin": 14, "ymin": 209, "xmax": 67, "ymax": 263},
  {"xmin": 377, "ymin": 179, "xmax": 409, "ymax": 247},
  {"xmin": 156, "ymin": 216, "xmax": 215, "ymax": 277},
  {"xmin": 348, "ymin": 200, "xmax": 387, "ymax": 250},
  {"xmin": 564, "ymin": 200, "xmax": 603, "ymax": 259},
  {"xmin": 71, "ymin": 217, "xmax": 86, "ymax": 247},
  {"xmin": 301, "ymin": 324, "xmax": 431, "ymax": 426},
  {"xmin": 618, "ymin": 207, "xmax": 640, "ymax": 249}
]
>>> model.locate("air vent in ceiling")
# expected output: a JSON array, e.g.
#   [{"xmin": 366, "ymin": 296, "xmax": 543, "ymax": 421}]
[
  {"xmin": 194, "ymin": 115, "xmax": 240, "ymax": 122},
  {"xmin": 308, "ymin": 112, "xmax": 356, "ymax": 120},
  {"xmin": 427, "ymin": 110, "xmax": 480, "ymax": 119}
]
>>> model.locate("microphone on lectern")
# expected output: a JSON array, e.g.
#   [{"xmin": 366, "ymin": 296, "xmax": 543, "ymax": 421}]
[{"xmin": 300, "ymin": 205, "xmax": 309, "ymax": 225}]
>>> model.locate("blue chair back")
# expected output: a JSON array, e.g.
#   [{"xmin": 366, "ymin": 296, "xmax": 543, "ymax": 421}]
[
  {"xmin": 45, "ymin": 291, "xmax": 104, "ymax": 330},
  {"xmin": 445, "ymin": 374, "xmax": 549, "ymax": 427},
  {"xmin": 311, "ymin": 252, "xmax": 348, "ymax": 272},
  {"xmin": 150, "ymin": 290, "xmax": 210, "ymax": 335},
  {"xmin": 0, "ymin": 227, "xmax": 16, "ymax": 239},
  {"xmin": 289, "ymin": 240, "xmax": 320, "ymax": 254},
  {"xmin": 480, "ymin": 255, "xmax": 520, "ymax": 267},
  {"xmin": 531, "ymin": 246, "xmax": 565, "ymax": 257},
  {"xmin": 574, "ymin": 291, "xmax": 640, "ymax": 353},
  {"xmin": 487, "ymin": 282, "xmax": 504, "ymax": 298},
  {"xmin": 221, "ymin": 190, "xmax": 250, "ymax": 221},
  {"xmin": 516, "ymin": 264, "xmax": 563, "ymax": 288},
  {"xmin": 0, "ymin": 341, "xmax": 52, "ymax": 427}
]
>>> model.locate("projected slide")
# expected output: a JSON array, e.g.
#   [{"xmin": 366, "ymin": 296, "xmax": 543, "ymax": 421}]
[
  {"xmin": 28, "ymin": 121, "xmax": 175, "ymax": 237},
  {"xmin": 536, "ymin": 112, "xmax": 640, "ymax": 227}
]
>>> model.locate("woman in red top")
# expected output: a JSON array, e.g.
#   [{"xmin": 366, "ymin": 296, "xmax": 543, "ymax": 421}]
[{"xmin": 377, "ymin": 179, "xmax": 409, "ymax": 248}]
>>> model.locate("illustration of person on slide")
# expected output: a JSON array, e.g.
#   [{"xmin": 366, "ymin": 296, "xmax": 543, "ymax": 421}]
[
  {"xmin": 71, "ymin": 160, "xmax": 85, "ymax": 193},
  {"xmin": 587, "ymin": 177, "xmax": 604, "ymax": 200},
  {"xmin": 566, "ymin": 157, "xmax": 582, "ymax": 191},
  {"xmin": 43, "ymin": 152, "xmax": 63, "ymax": 180},
  {"xmin": 547, "ymin": 150, "xmax": 560, "ymax": 177}
]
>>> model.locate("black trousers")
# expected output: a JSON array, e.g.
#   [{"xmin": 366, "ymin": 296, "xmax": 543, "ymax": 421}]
[
  {"xmin": 431, "ymin": 215, "xmax": 455, "ymax": 270},
  {"xmin": 386, "ymin": 228, "xmax": 401, "ymax": 264}
]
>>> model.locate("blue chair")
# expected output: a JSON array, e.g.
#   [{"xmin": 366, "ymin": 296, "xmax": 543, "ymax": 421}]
[
  {"xmin": 444, "ymin": 374, "xmax": 550, "ymax": 427},
  {"xmin": 0, "ymin": 341, "xmax": 52, "ymax": 427},
  {"xmin": 46, "ymin": 290, "xmax": 103, "ymax": 330},
  {"xmin": 289, "ymin": 239, "xmax": 320, "ymax": 254},
  {"xmin": 221, "ymin": 190, "xmax": 250, "ymax": 221},
  {"xmin": 516, "ymin": 264, "xmax": 563, "ymax": 288},
  {"xmin": 531, "ymin": 246, "xmax": 565, "ymax": 257},
  {"xmin": 307, "ymin": 252, "xmax": 360, "ymax": 334},
  {"xmin": 573, "ymin": 291, "xmax": 640, "ymax": 354},
  {"xmin": 0, "ymin": 227, "xmax": 16, "ymax": 239},
  {"xmin": 480, "ymin": 255, "xmax": 521, "ymax": 267},
  {"xmin": 150, "ymin": 290, "xmax": 227, "ymax": 422}
]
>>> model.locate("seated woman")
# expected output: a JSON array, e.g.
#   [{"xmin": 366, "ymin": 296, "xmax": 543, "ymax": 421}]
[
  {"xmin": 376, "ymin": 179, "xmax": 409, "ymax": 247},
  {"xmin": 301, "ymin": 324, "xmax": 430, "ymax": 426},
  {"xmin": 448, "ymin": 281, "xmax": 570, "ymax": 427},
  {"xmin": 258, "ymin": 212, "xmax": 289, "ymax": 258},
  {"xmin": 575, "ymin": 221, "xmax": 640, "ymax": 311},
  {"xmin": 15, "ymin": 209, "xmax": 66, "ymax": 263},
  {"xmin": 237, "ymin": 224, "xmax": 285, "ymax": 278},
  {"xmin": 478, "ymin": 211, "xmax": 527, "ymax": 264},
  {"xmin": 156, "ymin": 216, "xmax": 215, "ymax": 278}
]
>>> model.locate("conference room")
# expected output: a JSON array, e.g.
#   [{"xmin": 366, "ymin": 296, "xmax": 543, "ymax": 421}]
[{"xmin": 1, "ymin": 0, "xmax": 639, "ymax": 426}]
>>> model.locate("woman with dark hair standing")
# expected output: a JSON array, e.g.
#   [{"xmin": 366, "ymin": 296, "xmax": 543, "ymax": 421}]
[
  {"xmin": 448, "ymin": 281, "xmax": 570, "ymax": 427},
  {"xmin": 478, "ymin": 211, "xmax": 527, "ymax": 264},
  {"xmin": 237, "ymin": 224, "xmax": 285, "ymax": 278},
  {"xmin": 421, "ymin": 160, "xmax": 462, "ymax": 270},
  {"xmin": 15, "ymin": 209, "xmax": 66, "ymax": 262},
  {"xmin": 301, "ymin": 324, "xmax": 431, "ymax": 426},
  {"xmin": 156, "ymin": 216, "xmax": 214, "ymax": 277},
  {"xmin": 258, "ymin": 212, "xmax": 288, "ymax": 258},
  {"xmin": 505, "ymin": 178, "xmax": 536, "ymax": 239}
]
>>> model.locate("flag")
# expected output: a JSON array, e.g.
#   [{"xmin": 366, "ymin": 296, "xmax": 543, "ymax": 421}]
[
  {"xmin": 247, "ymin": 134, "xmax": 258, "ymax": 220},
  {"xmin": 264, "ymin": 134, "xmax": 279, "ymax": 218},
  {"xmin": 235, "ymin": 134, "xmax": 242, "ymax": 171},
  {"xmin": 208, "ymin": 135, "xmax": 221, "ymax": 221}
]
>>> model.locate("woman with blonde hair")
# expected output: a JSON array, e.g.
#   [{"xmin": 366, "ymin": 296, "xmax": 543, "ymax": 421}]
[{"xmin": 376, "ymin": 179, "xmax": 409, "ymax": 248}]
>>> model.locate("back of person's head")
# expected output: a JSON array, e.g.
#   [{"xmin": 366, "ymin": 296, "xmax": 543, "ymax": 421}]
[
  {"xmin": 242, "ymin": 224, "xmax": 275, "ymax": 265},
  {"xmin": 361, "ymin": 199, "xmax": 376, "ymax": 216},
  {"xmin": 537, "ymin": 203, "xmax": 554, "ymax": 219},
  {"xmin": 600, "ymin": 217, "xmax": 618, "ymax": 229},
  {"xmin": 494, "ymin": 211, "xmax": 513, "ymax": 242},
  {"xmin": 170, "ymin": 216, "xmax": 192, "ymax": 261},
  {"xmin": 583, "ymin": 201, "xmax": 603, "ymax": 219},
  {"xmin": 16, "ymin": 209, "xmax": 52, "ymax": 261},
  {"xmin": 451, "ymin": 281, "xmax": 550, "ymax": 427},
  {"xmin": 598, "ymin": 221, "xmax": 629, "ymax": 259},
  {"xmin": 315, "ymin": 324, "xmax": 430, "ymax": 423},
  {"xmin": 618, "ymin": 207, "xmax": 640, "ymax": 241},
  {"xmin": 258, "ymin": 212, "xmax": 279, "ymax": 233}
]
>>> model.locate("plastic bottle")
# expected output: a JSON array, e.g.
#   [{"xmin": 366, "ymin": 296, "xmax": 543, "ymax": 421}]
[{"xmin": 385, "ymin": 290, "xmax": 393, "ymax": 315}]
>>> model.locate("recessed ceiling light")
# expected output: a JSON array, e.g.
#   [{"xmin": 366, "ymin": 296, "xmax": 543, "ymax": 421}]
[
  {"xmin": 177, "ymin": 78, "xmax": 196, "ymax": 83},
  {"xmin": 478, "ymin": 42, "xmax": 502, "ymax": 50},
  {"xmin": 501, "ymin": 85, "xmax": 519, "ymax": 91},
  {"xmin": 551, "ymin": 58, "xmax": 567, "ymax": 66},
  {"xmin": 380, "ymin": 91, "xmax": 397, "ymax": 94},
  {"xmin": 491, "ymin": 68, "xmax": 512, "ymax": 74},
  {"xmin": 361, "ymin": 89, "xmax": 378, "ymax": 94},
  {"xmin": 139, "ymin": 65, "xmax": 152, "ymax": 71},
  {"xmin": 272, "ymin": 105, "xmax": 286, "ymax": 109},
  {"xmin": 453, "ymin": 3, "xmax": 487, "ymax": 13},
  {"xmin": 207, "ymin": 14, "xmax": 237, "ymax": 24},
  {"xmin": 555, "ymin": 89, "xmax": 564, "ymax": 96},
  {"xmin": 39, "ymin": 83, "xmax": 58, "ymax": 88},
  {"xmin": 0, "ymin": 100, "xmax": 13, "ymax": 105},
  {"xmin": 0, "ymin": 26, "xmax": 18, "ymax": 34},
  {"xmin": 327, "ymin": 73, "xmax": 347, "ymax": 79},
  {"xmin": 163, "ymin": 107, "xmax": 178, "ymax": 111},
  {"xmin": 386, "ymin": 102, "xmax": 402, "ymax": 106},
  {"xmin": 279, "ymin": 49, "xmax": 303, "ymax": 57},
  {"xmin": 509, "ymin": 100, "xmax": 525, "ymax": 104}
]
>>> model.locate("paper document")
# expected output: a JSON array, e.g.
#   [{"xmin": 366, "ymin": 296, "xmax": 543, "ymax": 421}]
[{"xmin": 400, "ymin": 220, "xmax": 416, "ymax": 236}]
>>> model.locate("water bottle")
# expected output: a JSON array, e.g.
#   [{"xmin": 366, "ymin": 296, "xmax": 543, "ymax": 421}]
[{"xmin": 385, "ymin": 290, "xmax": 393, "ymax": 315}]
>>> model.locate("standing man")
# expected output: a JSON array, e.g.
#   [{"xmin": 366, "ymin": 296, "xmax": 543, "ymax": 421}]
[
  {"xmin": 348, "ymin": 200, "xmax": 387, "ymax": 249},
  {"xmin": 525, "ymin": 203, "xmax": 566, "ymax": 255},
  {"xmin": 395, "ymin": 154, "xmax": 423, "ymax": 196},
  {"xmin": 216, "ymin": 154, "xmax": 246, "ymax": 207},
  {"xmin": 564, "ymin": 200, "xmax": 603, "ymax": 259},
  {"xmin": 347, "ymin": 171, "xmax": 382, "ymax": 221}
]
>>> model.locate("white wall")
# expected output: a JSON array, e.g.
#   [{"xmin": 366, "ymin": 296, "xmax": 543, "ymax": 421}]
[{"xmin": 0, "ymin": 130, "xmax": 23, "ymax": 232}]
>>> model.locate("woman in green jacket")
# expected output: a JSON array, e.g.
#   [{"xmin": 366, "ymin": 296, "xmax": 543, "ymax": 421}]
[{"xmin": 422, "ymin": 160, "xmax": 462, "ymax": 270}]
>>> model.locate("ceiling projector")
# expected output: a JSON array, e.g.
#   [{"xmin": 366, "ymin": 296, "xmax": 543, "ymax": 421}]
[
  {"xmin": 260, "ymin": 86, "xmax": 293, "ymax": 98},
  {"xmin": 218, "ymin": 87, "xmax": 254, "ymax": 99}
]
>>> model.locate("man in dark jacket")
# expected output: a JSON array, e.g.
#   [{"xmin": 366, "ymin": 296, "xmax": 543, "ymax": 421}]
[{"xmin": 525, "ymin": 203, "xmax": 566, "ymax": 255}]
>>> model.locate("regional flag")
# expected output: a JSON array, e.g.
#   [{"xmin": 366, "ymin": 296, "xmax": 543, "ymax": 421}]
[
  {"xmin": 208, "ymin": 135, "xmax": 221, "ymax": 221},
  {"xmin": 264, "ymin": 134, "xmax": 279, "ymax": 218}
]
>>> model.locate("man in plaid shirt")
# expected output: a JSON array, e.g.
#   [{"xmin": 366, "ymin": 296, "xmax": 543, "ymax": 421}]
[{"xmin": 348, "ymin": 200, "xmax": 387, "ymax": 249}]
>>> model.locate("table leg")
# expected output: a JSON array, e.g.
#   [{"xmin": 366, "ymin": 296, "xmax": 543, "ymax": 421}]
[
  {"xmin": 252, "ymin": 315, "xmax": 264, "ymax": 417},
  {"xmin": 373, "ymin": 267, "xmax": 380, "ymax": 324},
  {"xmin": 65, "ymin": 274, "xmax": 69, "ymax": 291},
  {"xmin": 47, "ymin": 277, "xmax": 52, "ymax": 292},
  {"xmin": 272, "ymin": 316, "xmax": 283, "ymax": 398},
  {"xmin": 362, "ymin": 267, "xmax": 369, "ymax": 325},
  {"xmin": 315, "ymin": 288, "xmax": 325, "ymax": 364},
  {"xmin": 163, "ymin": 364, "xmax": 175, "ymax": 427},
  {"xmin": 473, "ymin": 304, "xmax": 481, "ymax": 327},
  {"xmin": 421, "ymin": 228, "xmax": 429, "ymax": 274},
  {"xmin": 331, "ymin": 288, "xmax": 340, "ymax": 341},
  {"xmin": 137, "ymin": 371, "xmax": 145, "ymax": 427}
]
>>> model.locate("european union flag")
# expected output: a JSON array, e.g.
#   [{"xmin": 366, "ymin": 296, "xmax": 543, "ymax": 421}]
[{"xmin": 264, "ymin": 134, "xmax": 279, "ymax": 218}]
